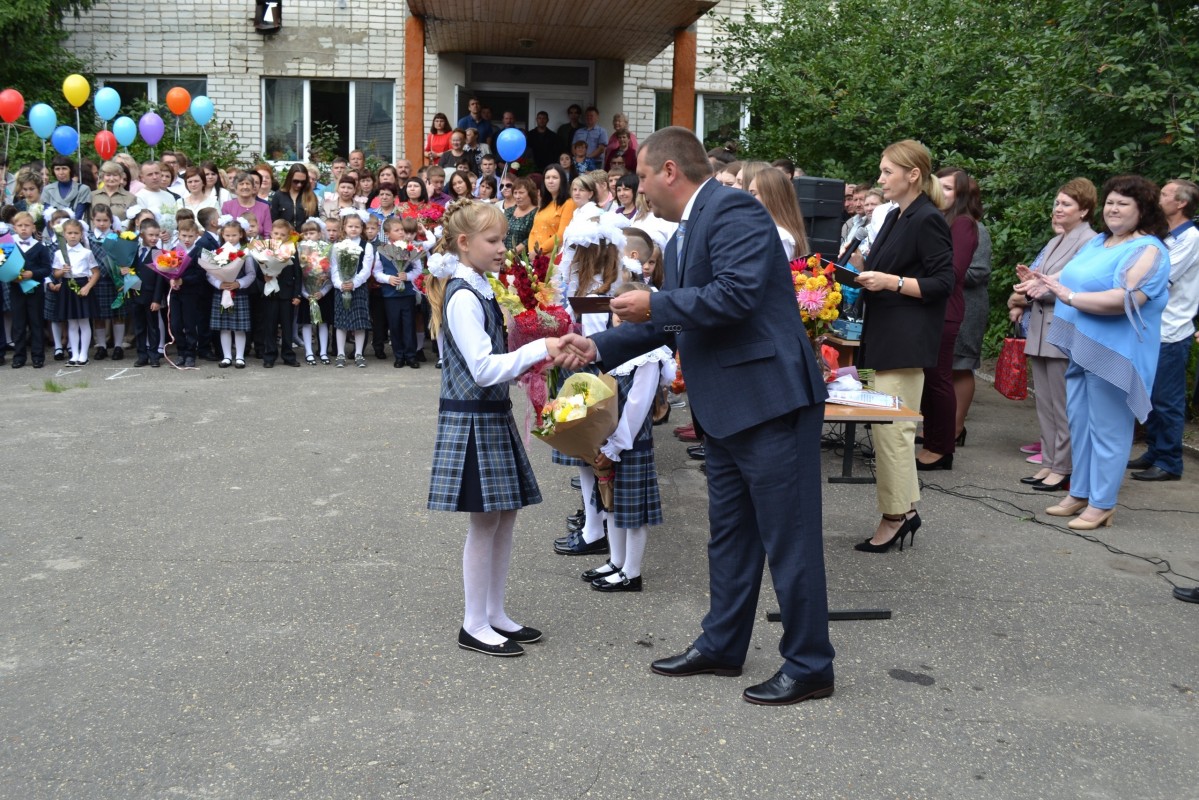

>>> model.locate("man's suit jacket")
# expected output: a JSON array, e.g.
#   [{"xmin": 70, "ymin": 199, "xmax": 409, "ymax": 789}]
[
  {"xmin": 592, "ymin": 180, "xmax": 827, "ymax": 440},
  {"xmin": 857, "ymin": 192, "xmax": 954, "ymax": 371},
  {"xmin": 131, "ymin": 246, "xmax": 166, "ymax": 306}
]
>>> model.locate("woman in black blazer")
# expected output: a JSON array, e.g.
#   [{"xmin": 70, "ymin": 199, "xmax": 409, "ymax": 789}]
[{"xmin": 853, "ymin": 139, "xmax": 955, "ymax": 552}]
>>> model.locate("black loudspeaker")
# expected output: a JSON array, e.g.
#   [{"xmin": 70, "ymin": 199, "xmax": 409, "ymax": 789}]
[{"xmin": 794, "ymin": 176, "xmax": 846, "ymax": 257}]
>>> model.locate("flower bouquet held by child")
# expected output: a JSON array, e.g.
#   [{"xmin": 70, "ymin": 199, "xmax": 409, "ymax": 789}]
[
  {"xmin": 333, "ymin": 239, "xmax": 363, "ymax": 311},
  {"xmin": 199, "ymin": 243, "xmax": 248, "ymax": 310},
  {"xmin": 299, "ymin": 240, "xmax": 332, "ymax": 325},
  {"xmin": 102, "ymin": 231, "xmax": 143, "ymax": 309},
  {"xmin": 250, "ymin": 238, "xmax": 297, "ymax": 296},
  {"xmin": 533, "ymin": 372, "xmax": 620, "ymax": 508}
]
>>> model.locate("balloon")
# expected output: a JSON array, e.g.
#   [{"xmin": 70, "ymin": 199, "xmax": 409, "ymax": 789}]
[
  {"xmin": 51, "ymin": 125, "xmax": 79, "ymax": 155},
  {"xmin": 165, "ymin": 87, "xmax": 191, "ymax": 116},
  {"xmin": 94, "ymin": 130, "xmax": 117, "ymax": 161},
  {"xmin": 63, "ymin": 74, "xmax": 91, "ymax": 108},
  {"xmin": 495, "ymin": 127, "xmax": 527, "ymax": 163},
  {"xmin": 138, "ymin": 111, "xmax": 165, "ymax": 146},
  {"xmin": 94, "ymin": 86, "xmax": 121, "ymax": 121},
  {"xmin": 189, "ymin": 95, "xmax": 214, "ymax": 126},
  {"xmin": 112, "ymin": 115, "xmax": 137, "ymax": 146},
  {"xmin": 0, "ymin": 88, "xmax": 24, "ymax": 124},
  {"xmin": 28, "ymin": 103, "xmax": 58, "ymax": 139}
]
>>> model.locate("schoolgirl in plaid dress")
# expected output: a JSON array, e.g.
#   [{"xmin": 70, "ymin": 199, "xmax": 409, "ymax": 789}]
[
  {"xmin": 208, "ymin": 219, "xmax": 256, "ymax": 368},
  {"xmin": 581, "ymin": 294, "xmax": 674, "ymax": 592},
  {"xmin": 332, "ymin": 209, "xmax": 374, "ymax": 368},
  {"xmin": 51, "ymin": 220, "xmax": 101, "ymax": 366},
  {"xmin": 425, "ymin": 198, "xmax": 568, "ymax": 658},
  {"xmin": 87, "ymin": 204, "xmax": 128, "ymax": 361}
]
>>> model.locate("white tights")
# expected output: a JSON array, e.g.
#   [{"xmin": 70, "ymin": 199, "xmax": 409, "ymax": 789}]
[
  {"xmin": 66, "ymin": 319, "xmax": 91, "ymax": 363},
  {"xmin": 598, "ymin": 521, "xmax": 648, "ymax": 582},
  {"xmin": 577, "ymin": 467, "xmax": 605, "ymax": 544},
  {"xmin": 301, "ymin": 323, "xmax": 329, "ymax": 358},
  {"xmin": 462, "ymin": 510, "xmax": 521, "ymax": 645},
  {"xmin": 219, "ymin": 330, "xmax": 247, "ymax": 360},
  {"xmin": 336, "ymin": 328, "xmax": 365, "ymax": 357}
]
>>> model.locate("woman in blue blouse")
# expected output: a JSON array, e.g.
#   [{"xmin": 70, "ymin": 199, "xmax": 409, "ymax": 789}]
[{"xmin": 1016, "ymin": 175, "xmax": 1170, "ymax": 530}]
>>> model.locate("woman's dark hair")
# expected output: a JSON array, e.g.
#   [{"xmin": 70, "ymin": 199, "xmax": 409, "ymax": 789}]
[
  {"xmin": 540, "ymin": 165, "xmax": 571, "ymax": 209},
  {"xmin": 80, "ymin": 159, "xmax": 98, "ymax": 190},
  {"xmin": 182, "ymin": 166, "xmax": 204, "ymax": 191},
  {"xmin": 935, "ymin": 167, "xmax": 982, "ymax": 224},
  {"xmin": 447, "ymin": 170, "xmax": 472, "ymax": 200},
  {"xmin": 429, "ymin": 113, "xmax": 450, "ymax": 134},
  {"xmin": 50, "ymin": 155, "xmax": 77, "ymax": 180},
  {"xmin": 477, "ymin": 175, "xmax": 498, "ymax": 198},
  {"xmin": 1101, "ymin": 175, "xmax": 1169, "ymax": 239},
  {"xmin": 200, "ymin": 160, "xmax": 225, "ymax": 190},
  {"xmin": 282, "ymin": 163, "xmax": 318, "ymax": 217},
  {"xmin": 511, "ymin": 176, "xmax": 538, "ymax": 205},
  {"xmin": 616, "ymin": 172, "xmax": 639, "ymax": 198},
  {"xmin": 404, "ymin": 177, "xmax": 429, "ymax": 204}
]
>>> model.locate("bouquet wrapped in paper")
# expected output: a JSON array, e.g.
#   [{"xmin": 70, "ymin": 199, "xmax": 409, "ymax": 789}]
[
  {"xmin": 102, "ymin": 232, "xmax": 143, "ymax": 309},
  {"xmin": 332, "ymin": 240, "xmax": 363, "ymax": 310},
  {"xmin": 249, "ymin": 240, "xmax": 297, "ymax": 296},
  {"xmin": 532, "ymin": 373, "xmax": 620, "ymax": 509},
  {"xmin": 199, "ymin": 244, "xmax": 247, "ymax": 310},
  {"xmin": 298, "ymin": 241, "xmax": 332, "ymax": 325},
  {"xmin": 148, "ymin": 247, "xmax": 191, "ymax": 281},
  {"xmin": 0, "ymin": 243, "xmax": 39, "ymax": 295}
]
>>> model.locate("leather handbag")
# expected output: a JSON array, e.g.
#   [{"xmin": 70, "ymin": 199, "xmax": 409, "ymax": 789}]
[{"xmin": 994, "ymin": 326, "xmax": 1028, "ymax": 401}]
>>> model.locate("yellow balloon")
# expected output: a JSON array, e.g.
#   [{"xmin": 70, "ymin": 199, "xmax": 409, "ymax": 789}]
[{"xmin": 63, "ymin": 74, "xmax": 91, "ymax": 108}]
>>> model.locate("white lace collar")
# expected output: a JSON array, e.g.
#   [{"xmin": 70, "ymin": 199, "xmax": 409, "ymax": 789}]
[
  {"xmin": 609, "ymin": 345, "xmax": 674, "ymax": 377},
  {"xmin": 454, "ymin": 264, "xmax": 494, "ymax": 298}
]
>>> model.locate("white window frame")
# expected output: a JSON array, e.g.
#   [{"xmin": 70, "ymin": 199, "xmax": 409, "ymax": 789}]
[
  {"xmin": 97, "ymin": 77, "xmax": 208, "ymax": 104},
  {"xmin": 260, "ymin": 78, "xmax": 396, "ymax": 163},
  {"xmin": 695, "ymin": 93, "xmax": 750, "ymax": 139}
]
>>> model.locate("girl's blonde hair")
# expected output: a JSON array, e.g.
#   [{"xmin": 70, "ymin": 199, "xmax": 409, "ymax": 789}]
[
  {"xmin": 751, "ymin": 168, "xmax": 809, "ymax": 256},
  {"xmin": 429, "ymin": 199, "xmax": 507, "ymax": 338},
  {"xmin": 881, "ymin": 139, "xmax": 944, "ymax": 208}
]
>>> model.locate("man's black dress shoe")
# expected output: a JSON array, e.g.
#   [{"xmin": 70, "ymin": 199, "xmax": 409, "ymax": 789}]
[
  {"xmin": 650, "ymin": 646, "xmax": 742, "ymax": 677},
  {"xmin": 407, "ymin": 359, "xmax": 421, "ymax": 369},
  {"xmin": 458, "ymin": 627, "xmax": 524, "ymax": 657},
  {"xmin": 31, "ymin": 359, "xmax": 44, "ymax": 368},
  {"xmin": 1126, "ymin": 454, "xmax": 1153, "ymax": 470},
  {"xmin": 742, "ymin": 670, "xmax": 834, "ymax": 706},
  {"xmin": 11, "ymin": 358, "xmax": 24, "ymax": 369},
  {"xmin": 592, "ymin": 572, "xmax": 642, "ymax": 592},
  {"xmin": 263, "ymin": 360, "xmax": 275, "ymax": 368},
  {"xmin": 491, "ymin": 625, "xmax": 542, "ymax": 643},
  {"xmin": 554, "ymin": 530, "xmax": 609, "ymax": 556},
  {"xmin": 1173, "ymin": 586, "xmax": 1199, "ymax": 604},
  {"xmin": 284, "ymin": 359, "xmax": 300, "ymax": 368},
  {"xmin": 134, "ymin": 357, "xmax": 150, "ymax": 367},
  {"xmin": 687, "ymin": 444, "xmax": 706, "ymax": 460},
  {"xmin": 1131, "ymin": 466, "xmax": 1181, "ymax": 482},
  {"xmin": 183, "ymin": 356, "xmax": 197, "ymax": 368}
]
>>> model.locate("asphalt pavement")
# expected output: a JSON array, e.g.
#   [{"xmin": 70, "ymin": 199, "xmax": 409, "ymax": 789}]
[{"xmin": 1, "ymin": 354, "xmax": 1196, "ymax": 799}]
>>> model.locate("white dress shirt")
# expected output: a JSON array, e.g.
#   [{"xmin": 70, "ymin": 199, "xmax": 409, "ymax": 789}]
[{"xmin": 445, "ymin": 266, "xmax": 549, "ymax": 387}]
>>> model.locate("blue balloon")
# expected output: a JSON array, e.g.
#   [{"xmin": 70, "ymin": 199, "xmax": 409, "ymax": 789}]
[
  {"xmin": 189, "ymin": 95, "xmax": 214, "ymax": 126},
  {"xmin": 495, "ymin": 127, "xmax": 527, "ymax": 163},
  {"xmin": 112, "ymin": 115, "xmax": 137, "ymax": 147},
  {"xmin": 50, "ymin": 125, "xmax": 79, "ymax": 156},
  {"xmin": 28, "ymin": 103, "xmax": 58, "ymax": 139},
  {"xmin": 94, "ymin": 87, "xmax": 121, "ymax": 121}
]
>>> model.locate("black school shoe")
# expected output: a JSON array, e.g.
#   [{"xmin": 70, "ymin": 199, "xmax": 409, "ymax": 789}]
[{"xmin": 458, "ymin": 628, "xmax": 524, "ymax": 657}]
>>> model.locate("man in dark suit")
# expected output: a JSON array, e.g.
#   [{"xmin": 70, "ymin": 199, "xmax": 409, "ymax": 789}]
[{"xmin": 554, "ymin": 127, "xmax": 835, "ymax": 705}]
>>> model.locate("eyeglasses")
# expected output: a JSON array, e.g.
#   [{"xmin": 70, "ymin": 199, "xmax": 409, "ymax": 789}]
[{"xmin": 501, "ymin": 183, "xmax": 513, "ymax": 189}]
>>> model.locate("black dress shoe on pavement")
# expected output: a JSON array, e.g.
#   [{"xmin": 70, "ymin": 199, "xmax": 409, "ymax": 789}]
[
  {"xmin": 566, "ymin": 509, "xmax": 585, "ymax": 526},
  {"xmin": 1020, "ymin": 475, "xmax": 1046, "ymax": 486},
  {"xmin": 1173, "ymin": 586, "xmax": 1199, "ymax": 604},
  {"xmin": 1126, "ymin": 454, "xmax": 1153, "ymax": 470},
  {"xmin": 916, "ymin": 453, "xmax": 953, "ymax": 471},
  {"xmin": 134, "ymin": 357, "xmax": 150, "ymax": 367},
  {"xmin": 651, "ymin": 646, "xmax": 742, "ymax": 677},
  {"xmin": 407, "ymin": 358, "xmax": 421, "ymax": 368},
  {"xmin": 491, "ymin": 625, "xmax": 542, "ymax": 643},
  {"xmin": 183, "ymin": 356, "xmax": 197, "ymax": 368},
  {"xmin": 11, "ymin": 358, "xmax": 25, "ymax": 369},
  {"xmin": 553, "ymin": 530, "xmax": 609, "ymax": 556},
  {"xmin": 592, "ymin": 571, "xmax": 642, "ymax": 592},
  {"xmin": 570, "ymin": 475, "xmax": 581, "ymax": 490},
  {"xmin": 458, "ymin": 627, "xmax": 524, "ymax": 657},
  {"xmin": 31, "ymin": 359, "xmax": 44, "ymax": 368},
  {"xmin": 1131, "ymin": 466, "xmax": 1181, "ymax": 481},
  {"xmin": 742, "ymin": 670, "xmax": 834, "ymax": 706},
  {"xmin": 111, "ymin": 347, "xmax": 125, "ymax": 361},
  {"xmin": 687, "ymin": 444, "xmax": 706, "ymax": 460},
  {"xmin": 94, "ymin": 346, "xmax": 107, "ymax": 360},
  {"xmin": 263, "ymin": 360, "xmax": 274, "ymax": 368},
  {"xmin": 1032, "ymin": 477, "xmax": 1070, "ymax": 492},
  {"xmin": 582, "ymin": 561, "xmax": 619, "ymax": 582}
]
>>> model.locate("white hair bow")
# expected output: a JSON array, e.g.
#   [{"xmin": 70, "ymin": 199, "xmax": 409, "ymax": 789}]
[
  {"xmin": 339, "ymin": 207, "xmax": 370, "ymax": 223},
  {"xmin": 427, "ymin": 252, "xmax": 460, "ymax": 279},
  {"xmin": 303, "ymin": 216, "xmax": 328, "ymax": 237}
]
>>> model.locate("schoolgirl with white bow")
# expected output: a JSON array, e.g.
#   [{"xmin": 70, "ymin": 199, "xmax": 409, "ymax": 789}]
[
  {"xmin": 298, "ymin": 218, "xmax": 334, "ymax": 364},
  {"xmin": 332, "ymin": 208, "xmax": 374, "ymax": 368},
  {"xmin": 50, "ymin": 219, "xmax": 101, "ymax": 366},
  {"xmin": 426, "ymin": 198, "xmax": 567, "ymax": 658},
  {"xmin": 207, "ymin": 217, "xmax": 255, "ymax": 368},
  {"xmin": 87, "ymin": 203, "xmax": 128, "ymax": 361}
]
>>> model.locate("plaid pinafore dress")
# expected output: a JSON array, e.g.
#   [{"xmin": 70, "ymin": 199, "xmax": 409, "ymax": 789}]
[
  {"xmin": 596, "ymin": 366, "xmax": 663, "ymax": 530},
  {"xmin": 427, "ymin": 278, "xmax": 542, "ymax": 513}
]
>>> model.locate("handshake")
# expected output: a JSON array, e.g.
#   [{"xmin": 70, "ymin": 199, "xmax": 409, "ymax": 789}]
[{"xmin": 545, "ymin": 333, "xmax": 597, "ymax": 370}]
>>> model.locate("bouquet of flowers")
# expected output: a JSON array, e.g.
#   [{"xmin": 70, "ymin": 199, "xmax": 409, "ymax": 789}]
[
  {"xmin": 249, "ymin": 239, "xmax": 296, "ymax": 296},
  {"xmin": 26, "ymin": 202, "xmax": 44, "ymax": 225},
  {"xmin": 0, "ymin": 243, "xmax": 38, "ymax": 294},
  {"xmin": 199, "ymin": 244, "xmax": 248, "ymax": 311},
  {"xmin": 333, "ymin": 240, "xmax": 363, "ymax": 310},
  {"xmin": 377, "ymin": 241, "xmax": 422, "ymax": 296},
  {"xmin": 158, "ymin": 200, "xmax": 180, "ymax": 241},
  {"xmin": 298, "ymin": 241, "xmax": 332, "ymax": 324},
  {"xmin": 490, "ymin": 245, "xmax": 573, "ymax": 417},
  {"xmin": 791, "ymin": 254, "xmax": 843, "ymax": 379},
  {"xmin": 532, "ymin": 373, "xmax": 620, "ymax": 509},
  {"xmin": 102, "ymin": 231, "xmax": 143, "ymax": 309},
  {"xmin": 148, "ymin": 247, "xmax": 191, "ymax": 281}
]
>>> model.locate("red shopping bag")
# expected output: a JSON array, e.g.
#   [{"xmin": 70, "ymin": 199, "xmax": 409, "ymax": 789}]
[{"xmin": 994, "ymin": 331, "xmax": 1028, "ymax": 401}]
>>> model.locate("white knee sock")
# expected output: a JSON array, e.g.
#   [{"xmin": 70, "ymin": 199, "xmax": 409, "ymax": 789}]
[
  {"xmin": 67, "ymin": 320, "xmax": 81, "ymax": 359},
  {"xmin": 621, "ymin": 526, "xmax": 647, "ymax": 579},
  {"xmin": 605, "ymin": 515, "xmax": 626, "ymax": 569},
  {"xmin": 234, "ymin": 331, "xmax": 246, "ymax": 359},
  {"xmin": 354, "ymin": 330, "xmax": 366, "ymax": 354},
  {"xmin": 113, "ymin": 322, "xmax": 126, "ymax": 348},
  {"xmin": 51, "ymin": 321, "xmax": 63, "ymax": 350},
  {"xmin": 301, "ymin": 325, "xmax": 314, "ymax": 357},
  {"xmin": 318, "ymin": 324, "xmax": 329, "ymax": 355},
  {"xmin": 77, "ymin": 321, "xmax": 91, "ymax": 358},
  {"xmin": 92, "ymin": 321, "xmax": 107, "ymax": 349},
  {"xmin": 463, "ymin": 511, "xmax": 505, "ymax": 645},
  {"xmin": 220, "ymin": 330, "xmax": 233, "ymax": 358},
  {"xmin": 578, "ymin": 467, "xmax": 604, "ymax": 543},
  {"xmin": 336, "ymin": 328, "xmax": 347, "ymax": 357},
  {"xmin": 486, "ymin": 510, "xmax": 521, "ymax": 632}
]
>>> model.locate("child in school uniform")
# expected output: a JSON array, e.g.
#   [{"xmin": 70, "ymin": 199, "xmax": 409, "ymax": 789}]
[
  {"xmin": 331, "ymin": 209, "xmax": 374, "ymax": 368},
  {"xmin": 192, "ymin": 207, "xmax": 221, "ymax": 361},
  {"xmin": 580, "ymin": 281, "xmax": 674, "ymax": 592},
  {"xmin": 128, "ymin": 217, "xmax": 166, "ymax": 368},
  {"xmin": 87, "ymin": 203, "xmax": 126, "ymax": 361},
  {"xmin": 364, "ymin": 213, "xmax": 389, "ymax": 359},
  {"xmin": 426, "ymin": 198, "xmax": 567, "ymax": 657},
  {"xmin": 43, "ymin": 209, "xmax": 72, "ymax": 360},
  {"xmin": 253, "ymin": 218, "xmax": 301, "ymax": 368},
  {"xmin": 298, "ymin": 218, "xmax": 334, "ymax": 365},
  {"xmin": 51, "ymin": 219, "xmax": 101, "ymax": 366},
  {"xmin": 7, "ymin": 211, "xmax": 53, "ymax": 368},
  {"xmin": 374, "ymin": 216, "xmax": 432, "ymax": 368},
  {"xmin": 208, "ymin": 218, "xmax": 255, "ymax": 368},
  {"xmin": 168, "ymin": 219, "xmax": 206, "ymax": 368}
]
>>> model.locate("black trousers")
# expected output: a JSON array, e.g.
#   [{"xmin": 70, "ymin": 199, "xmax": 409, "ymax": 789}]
[
  {"xmin": 384, "ymin": 295, "xmax": 417, "ymax": 361},
  {"xmin": 11, "ymin": 285, "xmax": 45, "ymax": 361},
  {"xmin": 130, "ymin": 302, "xmax": 160, "ymax": 360},
  {"xmin": 260, "ymin": 295, "xmax": 297, "ymax": 364},
  {"xmin": 368, "ymin": 290, "xmax": 388, "ymax": 354},
  {"xmin": 169, "ymin": 292, "xmax": 202, "ymax": 359}
]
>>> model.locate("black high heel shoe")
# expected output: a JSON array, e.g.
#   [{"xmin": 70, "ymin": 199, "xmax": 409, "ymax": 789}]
[
  {"xmin": 956, "ymin": 428, "xmax": 967, "ymax": 446},
  {"xmin": 916, "ymin": 453, "xmax": 953, "ymax": 471},
  {"xmin": 854, "ymin": 515, "xmax": 916, "ymax": 553}
]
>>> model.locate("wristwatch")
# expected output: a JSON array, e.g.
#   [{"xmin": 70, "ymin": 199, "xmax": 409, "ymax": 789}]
[
  {"xmin": 1066, "ymin": 291, "xmax": 1076, "ymax": 306},
  {"xmin": 896, "ymin": 276, "xmax": 905, "ymax": 292}
]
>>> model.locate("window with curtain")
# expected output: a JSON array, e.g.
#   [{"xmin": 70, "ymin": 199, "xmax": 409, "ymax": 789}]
[
  {"xmin": 264, "ymin": 78, "xmax": 305, "ymax": 160},
  {"xmin": 262, "ymin": 78, "xmax": 394, "ymax": 162}
]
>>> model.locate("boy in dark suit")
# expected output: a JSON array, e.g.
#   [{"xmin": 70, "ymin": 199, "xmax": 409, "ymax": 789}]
[
  {"xmin": 9, "ymin": 212, "xmax": 53, "ymax": 368},
  {"xmin": 129, "ymin": 218, "xmax": 166, "ymax": 367}
]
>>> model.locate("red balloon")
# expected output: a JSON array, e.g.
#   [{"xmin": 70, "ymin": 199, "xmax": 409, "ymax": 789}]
[
  {"xmin": 94, "ymin": 130, "xmax": 118, "ymax": 161},
  {"xmin": 0, "ymin": 88, "xmax": 24, "ymax": 124}
]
